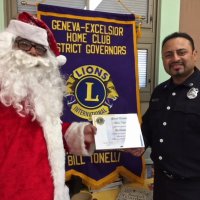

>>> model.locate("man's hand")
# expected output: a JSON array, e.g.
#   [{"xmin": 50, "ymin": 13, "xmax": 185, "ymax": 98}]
[
  {"xmin": 83, "ymin": 124, "xmax": 97, "ymax": 145},
  {"xmin": 125, "ymin": 147, "xmax": 145, "ymax": 157}
]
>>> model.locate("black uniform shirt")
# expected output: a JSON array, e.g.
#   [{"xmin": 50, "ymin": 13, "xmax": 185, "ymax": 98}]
[{"xmin": 142, "ymin": 67, "xmax": 200, "ymax": 178}]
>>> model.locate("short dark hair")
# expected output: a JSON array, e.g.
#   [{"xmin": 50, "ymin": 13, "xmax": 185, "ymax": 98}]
[{"xmin": 162, "ymin": 32, "xmax": 195, "ymax": 51}]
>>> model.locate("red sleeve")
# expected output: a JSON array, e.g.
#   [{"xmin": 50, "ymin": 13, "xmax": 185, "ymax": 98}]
[{"xmin": 62, "ymin": 122, "xmax": 71, "ymax": 151}]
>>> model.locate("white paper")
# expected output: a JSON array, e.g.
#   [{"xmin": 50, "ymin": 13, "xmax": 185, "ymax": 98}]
[{"xmin": 92, "ymin": 113, "xmax": 144, "ymax": 150}]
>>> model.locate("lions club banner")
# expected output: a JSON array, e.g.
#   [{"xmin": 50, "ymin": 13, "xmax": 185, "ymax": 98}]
[{"xmin": 37, "ymin": 4, "xmax": 145, "ymax": 189}]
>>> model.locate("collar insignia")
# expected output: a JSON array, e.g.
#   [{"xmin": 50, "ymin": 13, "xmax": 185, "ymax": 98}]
[{"xmin": 187, "ymin": 87, "xmax": 199, "ymax": 99}]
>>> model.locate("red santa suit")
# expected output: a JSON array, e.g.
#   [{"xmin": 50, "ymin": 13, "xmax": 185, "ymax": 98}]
[
  {"xmin": 0, "ymin": 12, "xmax": 94, "ymax": 200},
  {"xmin": 0, "ymin": 103, "xmax": 92, "ymax": 200}
]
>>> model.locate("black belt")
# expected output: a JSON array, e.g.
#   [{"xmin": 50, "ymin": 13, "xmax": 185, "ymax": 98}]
[
  {"xmin": 162, "ymin": 170, "xmax": 186, "ymax": 180},
  {"xmin": 162, "ymin": 170, "xmax": 200, "ymax": 181}
]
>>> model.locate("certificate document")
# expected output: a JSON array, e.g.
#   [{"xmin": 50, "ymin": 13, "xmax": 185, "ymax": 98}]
[{"xmin": 92, "ymin": 113, "xmax": 144, "ymax": 150}]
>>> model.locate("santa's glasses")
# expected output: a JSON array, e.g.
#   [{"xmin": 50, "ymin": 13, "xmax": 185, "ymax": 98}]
[{"xmin": 14, "ymin": 38, "xmax": 47, "ymax": 56}]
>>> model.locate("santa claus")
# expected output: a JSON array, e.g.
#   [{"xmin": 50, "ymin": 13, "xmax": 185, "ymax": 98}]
[{"xmin": 0, "ymin": 12, "xmax": 96, "ymax": 200}]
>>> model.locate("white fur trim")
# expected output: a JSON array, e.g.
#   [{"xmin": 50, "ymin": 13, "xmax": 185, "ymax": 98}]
[
  {"xmin": 6, "ymin": 20, "xmax": 48, "ymax": 47},
  {"xmin": 42, "ymin": 117, "xmax": 70, "ymax": 200},
  {"xmin": 65, "ymin": 122, "xmax": 95, "ymax": 156},
  {"xmin": 57, "ymin": 55, "xmax": 67, "ymax": 66}
]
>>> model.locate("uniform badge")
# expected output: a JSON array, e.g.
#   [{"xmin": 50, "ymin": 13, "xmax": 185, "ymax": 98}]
[{"xmin": 187, "ymin": 87, "xmax": 199, "ymax": 99}]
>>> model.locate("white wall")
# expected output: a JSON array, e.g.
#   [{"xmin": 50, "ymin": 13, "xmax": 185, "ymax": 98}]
[
  {"xmin": 156, "ymin": 0, "xmax": 180, "ymax": 84},
  {"xmin": 0, "ymin": 1, "xmax": 4, "ymax": 30}
]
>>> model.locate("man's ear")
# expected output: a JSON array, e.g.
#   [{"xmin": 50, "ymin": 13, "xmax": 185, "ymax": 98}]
[{"xmin": 193, "ymin": 49, "xmax": 198, "ymax": 62}]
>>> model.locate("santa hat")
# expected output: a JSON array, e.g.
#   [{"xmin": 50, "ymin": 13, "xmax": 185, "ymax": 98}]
[{"xmin": 6, "ymin": 12, "xmax": 66, "ymax": 66}]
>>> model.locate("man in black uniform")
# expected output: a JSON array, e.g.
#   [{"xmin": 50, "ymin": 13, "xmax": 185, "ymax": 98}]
[{"xmin": 132, "ymin": 32, "xmax": 200, "ymax": 200}]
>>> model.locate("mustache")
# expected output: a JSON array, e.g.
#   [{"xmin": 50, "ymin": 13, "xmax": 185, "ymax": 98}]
[
  {"xmin": 169, "ymin": 61, "xmax": 183, "ymax": 67},
  {"xmin": 11, "ymin": 49, "xmax": 52, "ymax": 69}
]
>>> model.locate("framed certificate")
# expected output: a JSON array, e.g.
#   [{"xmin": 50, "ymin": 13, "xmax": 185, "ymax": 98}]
[{"xmin": 92, "ymin": 113, "xmax": 144, "ymax": 150}]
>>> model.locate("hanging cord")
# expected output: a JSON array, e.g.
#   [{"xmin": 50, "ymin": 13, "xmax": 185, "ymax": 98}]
[
  {"xmin": 118, "ymin": 0, "xmax": 132, "ymax": 13},
  {"xmin": 136, "ymin": 16, "xmax": 143, "ymax": 38},
  {"xmin": 20, "ymin": 0, "xmax": 46, "ymax": 6},
  {"xmin": 20, "ymin": 0, "xmax": 144, "ymax": 38},
  {"xmin": 118, "ymin": 0, "xmax": 145, "ymax": 38}
]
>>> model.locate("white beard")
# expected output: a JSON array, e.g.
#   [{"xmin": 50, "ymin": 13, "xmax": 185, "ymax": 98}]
[
  {"xmin": 0, "ymin": 34, "xmax": 70, "ymax": 200},
  {"xmin": 0, "ymin": 48, "xmax": 65, "ymax": 123}
]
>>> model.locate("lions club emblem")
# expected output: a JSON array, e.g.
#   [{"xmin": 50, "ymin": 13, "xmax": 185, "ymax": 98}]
[{"xmin": 65, "ymin": 65, "xmax": 119, "ymax": 121}]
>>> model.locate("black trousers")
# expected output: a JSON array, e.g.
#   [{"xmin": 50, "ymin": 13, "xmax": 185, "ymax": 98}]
[{"xmin": 154, "ymin": 169, "xmax": 200, "ymax": 200}]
